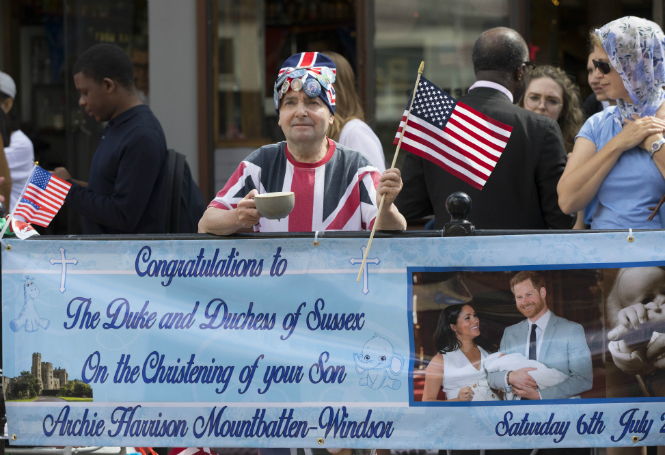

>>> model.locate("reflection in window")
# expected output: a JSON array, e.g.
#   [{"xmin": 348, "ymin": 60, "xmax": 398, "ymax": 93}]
[
  {"xmin": 214, "ymin": 0, "xmax": 357, "ymax": 146},
  {"xmin": 374, "ymin": 0, "xmax": 509, "ymax": 164},
  {"xmin": 216, "ymin": 0, "xmax": 265, "ymax": 144}
]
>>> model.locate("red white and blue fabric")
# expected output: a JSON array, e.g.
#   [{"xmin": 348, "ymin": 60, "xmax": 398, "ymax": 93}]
[
  {"xmin": 277, "ymin": 52, "xmax": 336, "ymax": 114},
  {"xmin": 209, "ymin": 139, "xmax": 381, "ymax": 232},
  {"xmin": 8, "ymin": 217, "xmax": 39, "ymax": 239},
  {"xmin": 13, "ymin": 166, "xmax": 71, "ymax": 227},
  {"xmin": 394, "ymin": 77, "xmax": 513, "ymax": 190},
  {"xmin": 168, "ymin": 448, "xmax": 217, "ymax": 455}
]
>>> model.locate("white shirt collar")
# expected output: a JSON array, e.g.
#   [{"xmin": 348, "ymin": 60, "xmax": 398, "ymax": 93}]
[
  {"xmin": 528, "ymin": 309, "xmax": 551, "ymax": 331},
  {"xmin": 468, "ymin": 80, "xmax": 514, "ymax": 103}
]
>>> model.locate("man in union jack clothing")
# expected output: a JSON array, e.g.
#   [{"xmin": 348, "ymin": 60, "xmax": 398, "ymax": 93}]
[{"xmin": 198, "ymin": 52, "xmax": 406, "ymax": 235}]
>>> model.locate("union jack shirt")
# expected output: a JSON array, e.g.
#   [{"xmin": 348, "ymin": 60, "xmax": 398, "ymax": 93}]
[{"xmin": 209, "ymin": 139, "xmax": 381, "ymax": 232}]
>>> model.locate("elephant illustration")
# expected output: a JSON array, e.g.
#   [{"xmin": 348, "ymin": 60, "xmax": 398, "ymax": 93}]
[
  {"xmin": 10, "ymin": 277, "xmax": 49, "ymax": 333},
  {"xmin": 353, "ymin": 334, "xmax": 404, "ymax": 390}
]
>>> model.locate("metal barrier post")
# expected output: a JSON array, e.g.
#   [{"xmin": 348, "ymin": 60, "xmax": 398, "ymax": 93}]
[{"xmin": 443, "ymin": 192, "xmax": 475, "ymax": 237}]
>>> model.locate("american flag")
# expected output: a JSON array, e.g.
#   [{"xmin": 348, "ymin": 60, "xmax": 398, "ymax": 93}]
[
  {"xmin": 13, "ymin": 166, "xmax": 71, "ymax": 227},
  {"xmin": 394, "ymin": 77, "xmax": 513, "ymax": 190}
]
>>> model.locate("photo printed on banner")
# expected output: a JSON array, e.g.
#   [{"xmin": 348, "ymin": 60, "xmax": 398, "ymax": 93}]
[{"xmin": 410, "ymin": 267, "xmax": 665, "ymax": 404}]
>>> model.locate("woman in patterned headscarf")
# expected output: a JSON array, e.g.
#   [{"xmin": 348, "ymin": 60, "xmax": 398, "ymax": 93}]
[{"xmin": 558, "ymin": 16, "xmax": 665, "ymax": 229}]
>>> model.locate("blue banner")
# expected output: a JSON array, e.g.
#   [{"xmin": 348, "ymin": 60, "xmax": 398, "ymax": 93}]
[{"xmin": 3, "ymin": 232, "xmax": 665, "ymax": 449}]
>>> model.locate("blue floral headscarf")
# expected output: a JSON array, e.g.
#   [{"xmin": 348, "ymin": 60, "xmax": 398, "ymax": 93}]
[{"xmin": 595, "ymin": 16, "xmax": 665, "ymax": 127}]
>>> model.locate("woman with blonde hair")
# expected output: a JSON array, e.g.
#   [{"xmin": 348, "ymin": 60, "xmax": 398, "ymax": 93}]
[
  {"xmin": 324, "ymin": 52, "xmax": 385, "ymax": 172},
  {"xmin": 519, "ymin": 66, "xmax": 585, "ymax": 155}
]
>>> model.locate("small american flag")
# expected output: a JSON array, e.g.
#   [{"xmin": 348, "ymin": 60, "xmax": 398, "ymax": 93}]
[
  {"xmin": 394, "ymin": 77, "xmax": 513, "ymax": 190},
  {"xmin": 13, "ymin": 166, "xmax": 71, "ymax": 227}
]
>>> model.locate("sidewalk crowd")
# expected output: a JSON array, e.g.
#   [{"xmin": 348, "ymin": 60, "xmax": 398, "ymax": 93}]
[{"xmin": 1, "ymin": 13, "xmax": 665, "ymax": 455}]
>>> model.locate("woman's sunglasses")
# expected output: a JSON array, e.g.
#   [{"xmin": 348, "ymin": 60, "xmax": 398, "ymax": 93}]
[{"xmin": 592, "ymin": 59, "xmax": 612, "ymax": 75}]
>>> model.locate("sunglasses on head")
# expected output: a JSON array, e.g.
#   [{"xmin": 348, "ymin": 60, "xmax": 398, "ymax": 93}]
[{"xmin": 592, "ymin": 59, "xmax": 612, "ymax": 75}]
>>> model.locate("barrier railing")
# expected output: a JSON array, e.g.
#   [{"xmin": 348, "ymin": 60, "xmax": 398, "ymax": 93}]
[{"xmin": 3, "ymin": 195, "xmax": 665, "ymax": 450}]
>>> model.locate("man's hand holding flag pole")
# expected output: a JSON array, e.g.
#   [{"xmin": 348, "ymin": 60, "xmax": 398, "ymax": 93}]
[
  {"xmin": 356, "ymin": 62, "xmax": 513, "ymax": 280},
  {"xmin": 356, "ymin": 61, "xmax": 426, "ymax": 282}
]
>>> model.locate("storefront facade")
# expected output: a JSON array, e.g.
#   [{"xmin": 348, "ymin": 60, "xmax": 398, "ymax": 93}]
[{"xmin": 0, "ymin": 0, "xmax": 661, "ymax": 234}]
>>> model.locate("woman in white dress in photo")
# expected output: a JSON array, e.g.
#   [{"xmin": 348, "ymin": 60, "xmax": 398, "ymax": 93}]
[{"xmin": 422, "ymin": 303, "xmax": 501, "ymax": 402}]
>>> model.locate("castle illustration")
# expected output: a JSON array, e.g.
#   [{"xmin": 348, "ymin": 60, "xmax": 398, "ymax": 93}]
[
  {"xmin": 31, "ymin": 352, "xmax": 68, "ymax": 390},
  {"xmin": 2, "ymin": 352, "xmax": 69, "ymax": 398}
]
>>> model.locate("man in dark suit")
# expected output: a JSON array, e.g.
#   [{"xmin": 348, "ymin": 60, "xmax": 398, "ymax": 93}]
[{"xmin": 395, "ymin": 27, "xmax": 575, "ymax": 230}]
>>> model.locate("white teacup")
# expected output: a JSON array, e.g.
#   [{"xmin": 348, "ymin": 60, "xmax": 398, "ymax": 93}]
[{"xmin": 253, "ymin": 192, "xmax": 295, "ymax": 220}]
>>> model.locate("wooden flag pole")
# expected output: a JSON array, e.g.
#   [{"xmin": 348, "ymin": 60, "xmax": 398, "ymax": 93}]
[{"xmin": 357, "ymin": 61, "xmax": 425, "ymax": 282}]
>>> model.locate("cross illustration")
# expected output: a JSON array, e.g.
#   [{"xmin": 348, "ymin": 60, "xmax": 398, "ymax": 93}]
[
  {"xmin": 349, "ymin": 246, "xmax": 380, "ymax": 295},
  {"xmin": 49, "ymin": 247, "xmax": 78, "ymax": 293}
]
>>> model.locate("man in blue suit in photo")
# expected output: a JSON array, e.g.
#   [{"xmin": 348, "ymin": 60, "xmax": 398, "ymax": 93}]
[{"xmin": 488, "ymin": 271, "xmax": 593, "ymax": 400}]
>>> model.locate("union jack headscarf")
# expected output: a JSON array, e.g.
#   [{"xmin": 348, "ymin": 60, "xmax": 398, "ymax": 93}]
[{"xmin": 274, "ymin": 52, "xmax": 336, "ymax": 115}]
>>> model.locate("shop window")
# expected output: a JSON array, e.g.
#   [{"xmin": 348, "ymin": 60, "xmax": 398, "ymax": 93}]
[
  {"xmin": 5, "ymin": 0, "xmax": 148, "ymax": 235},
  {"xmin": 213, "ymin": 0, "xmax": 357, "ymax": 149},
  {"xmin": 214, "ymin": 0, "xmax": 267, "ymax": 147},
  {"xmin": 212, "ymin": 0, "xmax": 358, "ymax": 194},
  {"xmin": 373, "ymin": 0, "xmax": 510, "ymax": 165}
]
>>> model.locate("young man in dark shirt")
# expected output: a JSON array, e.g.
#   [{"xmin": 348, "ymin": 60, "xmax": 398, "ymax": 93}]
[{"xmin": 53, "ymin": 44, "xmax": 168, "ymax": 234}]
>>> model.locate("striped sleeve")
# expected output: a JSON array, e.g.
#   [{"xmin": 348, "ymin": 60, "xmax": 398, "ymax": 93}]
[
  {"xmin": 359, "ymin": 166, "xmax": 381, "ymax": 231},
  {"xmin": 209, "ymin": 161, "xmax": 261, "ymax": 210}
]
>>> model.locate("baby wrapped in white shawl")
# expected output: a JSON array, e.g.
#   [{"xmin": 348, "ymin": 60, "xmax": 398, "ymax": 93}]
[{"xmin": 484, "ymin": 352, "xmax": 567, "ymax": 400}]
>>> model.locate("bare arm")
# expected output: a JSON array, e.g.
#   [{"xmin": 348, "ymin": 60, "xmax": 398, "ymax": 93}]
[
  {"xmin": 636, "ymin": 102, "xmax": 665, "ymax": 179},
  {"xmin": 374, "ymin": 168, "xmax": 407, "ymax": 231},
  {"xmin": 573, "ymin": 210, "xmax": 589, "ymax": 229},
  {"xmin": 650, "ymin": 136, "xmax": 665, "ymax": 179},
  {"xmin": 605, "ymin": 270, "xmax": 626, "ymax": 329},
  {"xmin": 198, "ymin": 190, "xmax": 261, "ymax": 235},
  {"xmin": 557, "ymin": 137, "xmax": 616, "ymax": 214},
  {"xmin": 198, "ymin": 207, "xmax": 245, "ymax": 235},
  {"xmin": 558, "ymin": 116, "xmax": 665, "ymax": 214},
  {"xmin": 648, "ymin": 102, "xmax": 665, "ymax": 179},
  {"xmin": 422, "ymin": 354, "xmax": 444, "ymax": 401},
  {"xmin": 375, "ymin": 204, "xmax": 406, "ymax": 230},
  {"xmin": 422, "ymin": 354, "xmax": 473, "ymax": 402}
]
